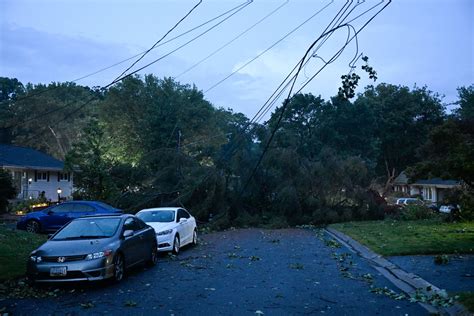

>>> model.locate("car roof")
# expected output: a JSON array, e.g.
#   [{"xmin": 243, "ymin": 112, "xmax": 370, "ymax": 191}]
[
  {"xmin": 76, "ymin": 214, "xmax": 131, "ymax": 220},
  {"xmin": 138, "ymin": 207, "xmax": 182, "ymax": 212},
  {"xmin": 60, "ymin": 200, "xmax": 109, "ymax": 205}
]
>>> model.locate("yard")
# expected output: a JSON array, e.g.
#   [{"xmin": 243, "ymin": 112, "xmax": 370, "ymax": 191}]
[
  {"xmin": 330, "ymin": 219, "xmax": 474, "ymax": 256},
  {"xmin": 0, "ymin": 224, "xmax": 47, "ymax": 281},
  {"xmin": 330, "ymin": 219, "xmax": 474, "ymax": 312}
]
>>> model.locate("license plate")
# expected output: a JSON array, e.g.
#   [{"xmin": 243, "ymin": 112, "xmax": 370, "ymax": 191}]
[{"xmin": 50, "ymin": 266, "xmax": 67, "ymax": 276}]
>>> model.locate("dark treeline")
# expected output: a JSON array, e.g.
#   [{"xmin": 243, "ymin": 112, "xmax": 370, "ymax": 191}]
[{"xmin": 1, "ymin": 76, "xmax": 473, "ymax": 225}]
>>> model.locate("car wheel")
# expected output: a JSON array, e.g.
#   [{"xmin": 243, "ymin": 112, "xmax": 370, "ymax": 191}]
[
  {"xmin": 26, "ymin": 220, "xmax": 41, "ymax": 233},
  {"xmin": 113, "ymin": 253, "xmax": 124, "ymax": 282},
  {"xmin": 172, "ymin": 235, "xmax": 180, "ymax": 255},
  {"xmin": 192, "ymin": 229, "xmax": 198, "ymax": 246},
  {"xmin": 147, "ymin": 244, "xmax": 158, "ymax": 267}
]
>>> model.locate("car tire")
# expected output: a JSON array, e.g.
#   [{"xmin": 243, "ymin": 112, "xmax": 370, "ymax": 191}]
[
  {"xmin": 147, "ymin": 244, "xmax": 158, "ymax": 267},
  {"xmin": 172, "ymin": 235, "xmax": 180, "ymax": 255},
  {"xmin": 25, "ymin": 220, "xmax": 41, "ymax": 233},
  {"xmin": 192, "ymin": 229, "xmax": 198, "ymax": 246},
  {"xmin": 112, "ymin": 253, "xmax": 124, "ymax": 282}
]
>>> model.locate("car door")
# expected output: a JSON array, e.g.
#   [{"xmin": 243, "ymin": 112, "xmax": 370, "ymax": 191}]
[
  {"xmin": 177, "ymin": 209, "xmax": 192, "ymax": 244},
  {"xmin": 44, "ymin": 204, "xmax": 74, "ymax": 231},
  {"xmin": 121, "ymin": 217, "xmax": 147, "ymax": 266}
]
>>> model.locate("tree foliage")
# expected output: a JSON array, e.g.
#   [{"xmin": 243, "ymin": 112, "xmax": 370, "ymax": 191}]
[
  {"xmin": 0, "ymin": 169, "xmax": 17, "ymax": 213},
  {"xmin": 2, "ymin": 75, "xmax": 470, "ymax": 224}
]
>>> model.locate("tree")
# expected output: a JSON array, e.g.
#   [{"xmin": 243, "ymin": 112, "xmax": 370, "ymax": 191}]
[
  {"xmin": 5, "ymin": 81, "xmax": 97, "ymax": 159},
  {"xmin": 0, "ymin": 169, "xmax": 17, "ymax": 213},
  {"xmin": 65, "ymin": 119, "xmax": 114, "ymax": 201},
  {"xmin": 410, "ymin": 86, "xmax": 474, "ymax": 219},
  {"xmin": 0, "ymin": 77, "xmax": 25, "ymax": 143},
  {"xmin": 355, "ymin": 84, "xmax": 445, "ymax": 194}
]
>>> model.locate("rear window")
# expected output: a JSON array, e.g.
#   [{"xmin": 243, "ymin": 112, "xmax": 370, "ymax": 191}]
[{"xmin": 95, "ymin": 202, "xmax": 118, "ymax": 211}]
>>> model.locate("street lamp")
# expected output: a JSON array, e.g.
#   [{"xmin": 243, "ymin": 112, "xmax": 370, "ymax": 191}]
[{"xmin": 57, "ymin": 188, "xmax": 62, "ymax": 203}]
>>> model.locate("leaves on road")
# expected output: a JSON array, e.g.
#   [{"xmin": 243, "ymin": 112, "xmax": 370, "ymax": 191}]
[{"xmin": 124, "ymin": 300, "xmax": 138, "ymax": 307}]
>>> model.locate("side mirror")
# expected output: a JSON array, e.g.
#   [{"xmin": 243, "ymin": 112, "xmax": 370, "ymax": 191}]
[
  {"xmin": 47, "ymin": 210, "xmax": 54, "ymax": 215},
  {"xmin": 123, "ymin": 230, "xmax": 134, "ymax": 238},
  {"xmin": 179, "ymin": 218, "xmax": 187, "ymax": 223}
]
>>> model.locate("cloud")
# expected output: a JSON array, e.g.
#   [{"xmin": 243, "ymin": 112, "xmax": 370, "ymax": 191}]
[{"xmin": 0, "ymin": 23, "xmax": 138, "ymax": 87}]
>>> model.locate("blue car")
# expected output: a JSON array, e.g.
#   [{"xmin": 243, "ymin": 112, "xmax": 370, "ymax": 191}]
[{"xmin": 17, "ymin": 201, "xmax": 122, "ymax": 233}]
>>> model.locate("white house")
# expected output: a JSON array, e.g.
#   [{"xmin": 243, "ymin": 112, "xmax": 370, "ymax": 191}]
[
  {"xmin": 393, "ymin": 171, "xmax": 460, "ymax": 203},
  {"xmin": 0, "ymin": 144, "xmax": 74, "ymax": 202},
  {"xmin": 410, "ymin": 179, "xmax": 460, "ymax": 203}
]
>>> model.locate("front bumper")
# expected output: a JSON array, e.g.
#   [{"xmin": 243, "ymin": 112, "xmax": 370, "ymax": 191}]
[
  {"xmin": 156, "ymin": 234, "xmax": 173, "ymax": 252},
  {"xmin": 27, "ymin": 257, "xmax": 114, "ymax": 283}
]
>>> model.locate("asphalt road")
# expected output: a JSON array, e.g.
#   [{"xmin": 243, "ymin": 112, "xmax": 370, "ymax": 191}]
[{"xmin": 1, "ymin": 228, "xmax": 427, "ymax": 315}]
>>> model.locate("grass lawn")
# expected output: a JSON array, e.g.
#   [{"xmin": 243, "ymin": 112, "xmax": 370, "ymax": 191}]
[
  {"xmin": 458, "ymin": 292, "xmax": 474, "ymax": 313},
  {"xmin": 330, "ymin": 219, "xmax": 474, "ymax": 256},
  {"xmin": 0, "ymin": 224, "xmax": 47, "ymax": 281}
]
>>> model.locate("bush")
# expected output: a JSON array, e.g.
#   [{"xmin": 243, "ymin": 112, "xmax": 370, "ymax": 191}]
[
  {"xmin": 460, "ymin": 188, "xmax": 474, "ymax": 221},
  {"xmin": 398, "ymin": 204, "xmax": 437, "ymax": 221},
  {"xmin": 0, "ymin": 169, "xmax": 17, "ymax": 214},
  {"xmin": 10, "ymin": 198, "xmax": 49, "ymax": 214}
]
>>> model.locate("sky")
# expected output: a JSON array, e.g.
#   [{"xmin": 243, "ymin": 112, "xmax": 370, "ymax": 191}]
[{"xmin": 1, "ymin": 0, "xmax": 473, "ymax": 119}]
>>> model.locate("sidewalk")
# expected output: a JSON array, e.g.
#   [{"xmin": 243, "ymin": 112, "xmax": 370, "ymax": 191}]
[
  {"xmin": 389, "ymin": 254, "xmax": 474, "ymax": 293},
  {"xmin": 326, "ymin": 227, "xmax": 470, "ymax": 315}
]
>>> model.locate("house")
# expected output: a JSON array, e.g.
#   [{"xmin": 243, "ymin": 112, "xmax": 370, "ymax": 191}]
[
  {"xmin": 410, "ymin": 179, "xmax": 460, "ymax": 203},
  {"xmin": 393, "ymin": 171, "xmax": 410, "ymax": 195},
  {"xmin": 0, "ymin": 144, "xmax": 73, "ymax": 201},
  {"xmin": 393, "ymin": 171, "xmax": 460, "ymax": 203}
]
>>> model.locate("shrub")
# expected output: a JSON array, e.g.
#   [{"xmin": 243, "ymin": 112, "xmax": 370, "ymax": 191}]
[
  {"xmin": 459, "ymin": 188, "xmax": 474, "ymax": 221},
  {"xmin": 399, "ymin": 204, "xmax": 437, "ymax": 221},
  {"xmin": 0, "ymin": 169, "xmax": 17, "ymax": 214}
]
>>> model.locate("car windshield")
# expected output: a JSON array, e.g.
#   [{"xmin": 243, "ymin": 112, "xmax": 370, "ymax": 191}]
[
  {"xmin": 52, "ymin": 218, "xmax": 121, "ymax": 240},
  {"xmin": 137, "ymin": 210, "xmax": 175, "ymax": 223}
]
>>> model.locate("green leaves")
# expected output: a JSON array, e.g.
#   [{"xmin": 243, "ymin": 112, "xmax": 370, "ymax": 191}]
[{"xmin": 124, "ymin": 300, "xmax": 138, "ymax": 307}]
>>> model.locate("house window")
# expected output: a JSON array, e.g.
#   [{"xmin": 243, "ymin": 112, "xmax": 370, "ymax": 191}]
[
  {"xmin": 37, "ymin": 171, "xmax": 48, "ymax": 181},
  {"xmin": 58, "ymin": 172, "xmax": 70, "ymax": 181}
]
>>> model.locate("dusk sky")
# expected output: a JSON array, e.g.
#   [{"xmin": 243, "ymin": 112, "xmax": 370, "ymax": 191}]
[{"xmin": 1, "ymin": 0, "xmax": 472, "ymax": 118}]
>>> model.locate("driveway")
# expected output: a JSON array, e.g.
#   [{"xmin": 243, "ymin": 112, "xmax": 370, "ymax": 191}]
[{"xmin": 1, "ymin": 228, "xmax": 426, "ymax": 315}]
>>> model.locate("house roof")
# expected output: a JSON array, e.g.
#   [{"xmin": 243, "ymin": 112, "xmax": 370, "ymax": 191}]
[
  {"xmin": 411, "ymin": 178, "xmax": 460, "ymax": 187},
  {"xmin": 0, "ymin": 144, "xmax": 64, "ymax": 171},
  {"xmin": 393, "ymin": 171, "xmax": 409, "ymax": 185}
]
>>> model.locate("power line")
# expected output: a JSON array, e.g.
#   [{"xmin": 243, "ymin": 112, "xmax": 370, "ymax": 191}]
[
  {"xmin": 111, "ymin": 1, "xmax": 254, "ymax": 85},
  {"xmin": 112, "ymin": 0, "xmax": 204, "ymax": 83},
  {"xmin": 239, "ymin": 0, "xmax": 392, "ymax": 196},
  {"xmin": 204, "ymin": 0, "xmax": 335, "ymax": 93},
  {"xmin": 175, "ymin": 0, "xmax": 289, "ymax": 79},
  {"xmin": 0, "ymin": 1, "xmax": 251, "ymax": 107},
  {"xmin": 154, "ymin": 1, "xmax": 363, "ymax": 210},
  {"xmin": 2, "ymin": 1, "xmax": 253, "ymax": 132}
]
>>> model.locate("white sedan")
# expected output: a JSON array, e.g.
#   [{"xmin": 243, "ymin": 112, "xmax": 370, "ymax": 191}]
[{"xmin": 136, "ymin": 207, "xmax": 197, "ymax": 254}]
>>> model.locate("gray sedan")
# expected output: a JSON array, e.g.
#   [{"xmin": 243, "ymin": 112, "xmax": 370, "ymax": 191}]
[{"xmin": 27, "ymin": 214, "xmax": 158, "ymax": 283}]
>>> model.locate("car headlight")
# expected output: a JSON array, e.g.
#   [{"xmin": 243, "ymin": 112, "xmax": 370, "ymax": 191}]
[
  {"xmin": 85, "ymin": 250, "xmax": 112, "ymax": 260},
  {"xmin": 30, "ymin": 255, "xmax": 42, "ymax": 263},
  {"xmin": 156, "ymin": 229, "xmax": 173, "ymax": 236}
]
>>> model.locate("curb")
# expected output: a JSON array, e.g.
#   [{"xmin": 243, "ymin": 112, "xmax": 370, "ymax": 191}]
[{"xmin": 325, "ymin": 228, "xmax": 468, "ymax": 316}]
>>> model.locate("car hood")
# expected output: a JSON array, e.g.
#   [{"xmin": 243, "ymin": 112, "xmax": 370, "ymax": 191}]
[
  {"xmin": 146, "ymin": 222, "xmax": 176, "ymax": 233},
  {"xmin": 33, "ymin": 238, "xmax": 117, "ymax": 257}
]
